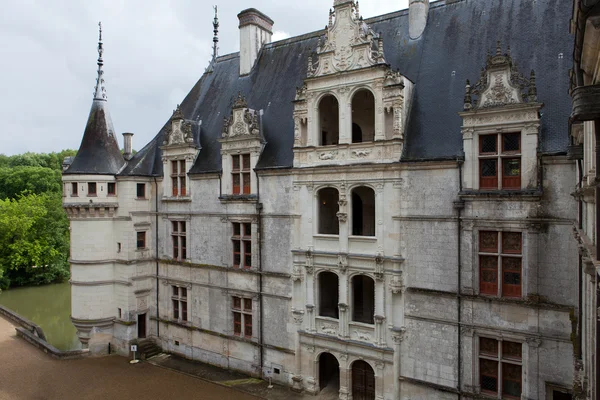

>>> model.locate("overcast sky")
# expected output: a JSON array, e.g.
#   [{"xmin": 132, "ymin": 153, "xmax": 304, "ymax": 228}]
[{"xmin": 1, "ymin": 0, "xmax": 409, "ymax": 155}]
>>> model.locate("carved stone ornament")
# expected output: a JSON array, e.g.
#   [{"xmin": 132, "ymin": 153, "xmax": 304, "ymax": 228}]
[
  {"xmin": 464, "ymin": 42, "xmax": 538, "ymax": 111},
  {"xmin": 163, "ymin": 104, "xmax": 194, "ymax": 146},
  {"xmin": 321, "ymin": 323, "xmax": 337, "ymax": 335},
  {"xmin": 338, "ymin": 253, "xmax": 348, "ymax": 274},
  {"xmin": 305, "ymin": 248, "xmax": 314, "ymax": 274},
  {"xmin": 336, "ymin": 211, "xmax": 347, "ymax": 223},
  {"xmin": 222, "ymin": 93, "xmax": 261, "ymax": 139},
  {"xmin": 375, "ymin": 253, "xmax": 384, "ymax": 280},
  {"xmin": 526, "ymin": 337, "xmax": 542, "ymax": 348},
  {"xmin": 308, "ymin": 1, "xmax": 384, "ymax": 78}
]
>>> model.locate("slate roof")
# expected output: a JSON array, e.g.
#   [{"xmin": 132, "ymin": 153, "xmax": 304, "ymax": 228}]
[
  {"xmin": 120, "ymin": 0, "xmax": 573, "ymax": 176},
  {"xmin": 64, "ymin": 99, "xmax": 126, "ymax": 175}
]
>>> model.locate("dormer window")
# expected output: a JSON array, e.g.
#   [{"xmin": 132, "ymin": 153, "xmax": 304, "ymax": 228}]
[
  {"xmin": 479, "ymin": 133, "xmax": 521, "ymax": 190},
  {"xmin": 171, "ymin": 160, "xmax": 187, "ymax": 196},
  {"xmin": 232, "ymin": 154, "xmax": 251, "ymax": 195}
]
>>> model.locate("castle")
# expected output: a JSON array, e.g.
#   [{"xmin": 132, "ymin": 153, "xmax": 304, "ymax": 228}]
[{"xmin": 62, "ymin": 1, "xmax": 580, "ymax": 398}]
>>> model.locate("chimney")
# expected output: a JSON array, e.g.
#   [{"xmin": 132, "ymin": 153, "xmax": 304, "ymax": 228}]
[
  {"xmin": 123, "ymin": 132, "xmax": 134, "ymax": 160},
  {"xmin": 408, "ymin": 0, "xmax": 429, "ymax": 40},
  {"xmin": 237, "ymin": 8, "xmax": 274, "ymax": 75}
]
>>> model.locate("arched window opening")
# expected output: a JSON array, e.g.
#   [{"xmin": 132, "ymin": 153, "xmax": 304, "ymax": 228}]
[
  {"xmin": 352, "ymin": 123, "xmax": 363, "ymax": 143},
  {"xmin": 352, "ymin": 360, "xmax": 375, "ymax": 400},
  {"xmin": 352, "ymin": 275, "xmax": 374, "ymax": 324},
  {"xmin": 319, "ymin": 353, "xmax": 340, "ymax": 393},
  {"xmin": 351, "ymin": 89, "xmax": 375, "ymax": 143},
  {"xmin": 351, "ymin": 186, "xmax": 375, "ymax": 236},
  {"xmin": 319, "ymin": 271, "xmax": 339, "ymax": 319},
  {"xmin": 318, "ymin": 188, "xmax": 340, "ymax": 235},
  {"xmin": 319, "ymin": 95, "xmax": 339, "ymax": 146}
]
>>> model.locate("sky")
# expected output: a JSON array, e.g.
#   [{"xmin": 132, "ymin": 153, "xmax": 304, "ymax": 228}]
[{"xmin": 1, "ymin": 0, "xmax": 409, "ymax": 155}]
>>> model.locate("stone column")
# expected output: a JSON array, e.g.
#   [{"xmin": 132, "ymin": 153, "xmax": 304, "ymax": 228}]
[
  {"xmin": 338, "ymin": 354, "xmax": 350, "ymax": 400},
  {"xmin": 374, "ymin": 315, "xmax": 386, "ymax": 347},
  {"xmin": 524, "ymin": 337, "xmax": 542, "ymax": 398},
  {"xmin": 338, "ymin": 187, "xmax": 348, "ymax": 254},
  {"xmin": 338, "ymin": 303, "xmax": 348, "ymax": 338},
  {"xmin": 391, "ymin": 327, "xmax": 406, "ymax": 399},
  {"xmin": 306, "ymin": 305, "xmax": 315, "ymax": 333},
  {"xmin": 291, "ymin": 310, "xmax": 304, "ymax": 392},
  {"xmin": 525, "ymin": 223, "xmax": 542, "ymax": 296},
  {"xmin": 375, "ymin": 361, "xmax": 385, "ymax": 400}
]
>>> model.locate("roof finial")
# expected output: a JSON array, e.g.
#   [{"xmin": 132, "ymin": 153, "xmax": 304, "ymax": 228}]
[
  {"xmin": 94, "ymin": 22, "xmax": 107, "ymax": 101},
  {"xmin": 212, "ymin": 6, "xmax": 219, "ymax": 61},
  {"xmin": 496, "ymin": 40, "xmax": 502, "ymax": 56}
]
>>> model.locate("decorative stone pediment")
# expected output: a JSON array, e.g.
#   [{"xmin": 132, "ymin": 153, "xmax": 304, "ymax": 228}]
[
  {"xmin": 307, "ymin": 0, "xmax": 385, "ymax": 78},
  {"xmin": 221, "ymin": 93, "xmax": 263, "ymax": 141},
  {"xmin": 163, "ymin": 105, "xmax": 194, "ymax": 146},
  {"xmin": 464, "ymin": 42, "xmax": 538, "ymax": 111}
]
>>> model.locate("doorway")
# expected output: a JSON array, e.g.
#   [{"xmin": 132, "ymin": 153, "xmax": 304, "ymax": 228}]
[
  {"xmin": 352, "ymin": 360, "xmax": 375, "ymax": 400},
  {"xmin": 137, "ymin": 313, "xmax": 146, "ymax": 338},
  {"xmin": 319, "ymin": 352, "xmax": 340, "ymax": 393}
]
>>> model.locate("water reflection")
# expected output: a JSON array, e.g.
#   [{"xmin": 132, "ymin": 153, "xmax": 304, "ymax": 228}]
[{"xmin": 0, "ymin": 282, "xmax": 81, "ymax": 351}]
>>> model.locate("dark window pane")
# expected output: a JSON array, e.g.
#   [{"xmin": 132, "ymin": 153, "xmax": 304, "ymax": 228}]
[
  {"xmin": 502, "ymin": 341, "xmax": 522, "ymax": 360},
  {"xmin": 233, "ymin": 240, "xmax": 241, "ymax": 253},
  {"xmin": 244, "ymin": 314, "xmax": 253, "ymax": 337},
  {"xmin": 502, "ymin": 232, "xmax": 522, "ymax": 254},
  {"xmin": 181, "ymin": 302, "xmax": 188, "ymax": 321},
  {"xmin": 232, "ymin": 173, "xmax": 240, "ymax": 194},
  {"xmin": 171, "ymin": 160, "xmax": 178, "ymax": 175},
  {"xmin": 233, "ymin": 223, "xmax": 240, "ymax": 236},
  {"xmin": 173, "ymin": 299, "xmax": 179, "ymax": 319},
  {"xmin": 480, "ymin": 337, "xmax": 498, "ymax": 356},
  {"xmin": 503, "ymin": 133, "xmax": 520, "ymax": 152},
  {"xmin": 137, "ymin": 232, "xmax": 145, "ymax": 249},
  {"xmin": 503, "ymin": 158, "xmax": 521, "ymax": 177},
  {"xmin": 181, "ymin": 287, "xmax": 187, "ymax": 298},
  {"xmin": 173, "ymin": 286, "xmax": 178, "ymax": 296},
  {"xmin": 481, "ymin": 159, "xmax": 497, "ymax": 176},
  {"xmin": 243, "ymin": 173, "xmax": 251, "ymax": 194},
  {"xmin": 107, "ymin": 182, "xmax": 116, "ymax": 195},
  {"xmin": 233, "ymin": 253, "xmax": 241, "ymax": 267},
  {"xmin": 245, "ymin": 254, "xmax": 252, "ymax": 268},
  {"xmin": 480, "ymin": 134, "xmax": 498, "ymax": 154},
  {"xmin": 233, "ymin": 297, "xmax": 241, "ymax": 309},
  {"xmin": 242, "ymin": 154, "xmax": 250, "ymax": 170},
  {"xmin": 232, "ymin": 155, "xmax": 240, "ymax": 171},
  {"xmin": 502, "ymin": 363, "xmax": 522, "ymax": 398},
  {"xmin": 480, "ymin": 359, "xmax": 498, "ymax": 394},
  {"xmin": 503, "ymin": 271, "xmax": 521, "ymax": 285},
  {"xmin": 244, "ymin": 298, "xmax": 252, "ymax": 311},
  {"xmin": 137, "ymin": 183, "xmax": 145, "ymax": 198},
  {"xmin": 244, "ymin": 223, "xmax": 251, "ymax": 237},
  {"xmin": 233, "ymin": 312, "xmax": 241, "ymax": 334},
  {"xmin": 172, "ymin": 221, "xmax": 178, "ymax": 233},
  {"xmin": 480, "ymin": 231, "xmax": 498, "ymax": 252},
  {"xmin": 180, "ymin": 222, "xmax": 186, "ymax": 233},
  {"xmin": 179, "ymin": 160, "xmax": 186, "ymax": 174},
  {"xmin": 88, "ymin": 182, "xmax": 97, "ymax": 195},
  {"xmin": 503, "ymin": 257, "xmax": 521, "ymax": 271}
]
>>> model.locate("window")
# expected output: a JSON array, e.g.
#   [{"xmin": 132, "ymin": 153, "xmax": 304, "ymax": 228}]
[
  {"xmin": 479, "ymin": 133, "xmax": 521, "ymax": 190},
  {"xmin": 88, "ymin": 182, "xmax": 97, "ymax": 196},
  {"xmin": 71, "ymin": 182, "xmax": 78, "ymax": 197},
  {"xmin": 318, "ymin": 188, "xmax": 339, "ymax": 235},
  {"xmin": 107, "ymin": 182, "xmax": 116, "ymax": 196},
  {"xmin": 171, "ymin": 221, "xmax": 187, "ymax": 261},
  {"xmin": 351, "ymin": 186, "xmax": 375, "ymax": 236},
  {"xmin": 172, "ymin": 286, "xmax": 188, "ymax": 322},
  {"xmin": 171, "ymin": 160, "xmax": 187, "ymax": 196},
  {"xmin": 136, "ymin": 183, "xmax": 145, "ymax": 199},
  {"xmin": 479, "ymin": 337, "xmax": 522, "ymax": 399},
  {"xmin": 319, "ymin": 95, "xmax": 339, "ymax": 145},
  {"xmin": 479, "ymin": 231, "xmax": 522, "ymax": 298},
  {"xmin": 136, "ymin": 231, "xmax": 146, "ymax": 249},
  {"xmin": 351, "ymin": 89, "xmax": 375, "ymax": 143},
  {"xmin": 352, "ymin": 275, "xmax": 375, "ymax": 324},
  {"xmin": 232, "ymin": 296, "xmax": 252, "ymax": 337},
  {"xmin": 318, "ymin": 271, "xmax": 339, "ymax": 319},
  {"xmin": 232, "ymin": 154, "xmax": 251, "ymax": 195},
  {"xmin": 232, "ymin": 222, "xmax": 251, "ymax": 268}
]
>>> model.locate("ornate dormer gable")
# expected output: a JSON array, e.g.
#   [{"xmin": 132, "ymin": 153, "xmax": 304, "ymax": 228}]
[
  {"xmin": 163, "ymin": 105, "xmax": 195, "ymax": 146},
  {"xmin": 221, "ymin": 92, "xmax": 263, "ymax": 141},
  {"xmin": 307, "ymin": 0, "xmax": 385, "ymax": 78},
  {"xmin": 219, "ymin": 93, "xmax": 265, "ymax": 199},
  {"xmin": 459, "ymin": 42, "xmax": 543, "ymax": 193},
  {"xmin": 464, "ymin": 42, "xmax": 538, "ymax": 111},
  {"xmin": 160, "ymin": 104, "xmax": 200, "ymax": 200}
]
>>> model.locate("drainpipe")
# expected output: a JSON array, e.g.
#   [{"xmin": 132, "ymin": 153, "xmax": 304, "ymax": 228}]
[
  {"xmin": 154, "ymin": 177, "xmax": 160, "ymax": 338},
  {"xmin": 255, "ymin": 169, "xmax": 264, "ymax": 379},
  {"xmin": 454, "ymin": 159, "xmax": 464, "ymax": 399}
]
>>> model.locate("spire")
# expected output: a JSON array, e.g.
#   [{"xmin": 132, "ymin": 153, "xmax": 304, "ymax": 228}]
[
  {"xmin": 212, "ymin": 6, "xmax": 219, "ymax": 61},
  {"xmin": 93, "ymin": 22, "xmax": 107, "ymax": 101},
  {"xmin": 64, "ymin": 22, "xmax": 125, "ymax": 175}
]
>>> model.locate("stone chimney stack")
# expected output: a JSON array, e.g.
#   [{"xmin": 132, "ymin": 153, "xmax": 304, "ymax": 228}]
[
  {"xmin": 237, "ymin": 8, "xmax": 274, "ymax": 75},
  {"xmin": 122, "ymin": 132, "xmax": 134, "ymax": 160},
  {"xmin": 408, "ymin": 0, "xmax": 429, "ymax": 40}
]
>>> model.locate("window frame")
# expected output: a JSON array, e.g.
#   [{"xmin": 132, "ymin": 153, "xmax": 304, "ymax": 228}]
[
  {"xmin": 136, "ymin": 183, "xmax": 146, "ymax": 199},
  {"xmin": 231, "ymin": 154, "xmax": 251, "ymax": 195},
  {"xmin": 107, "ymin": 182, "xmax": 116, "ymax": 196},
  {"xmin": 71, "ymin": 182, "xmax": 78, "ymax": 197},
  {"xmin": 478, "ymin": 230, "xmax": 523, "ymax": 298},
  {"xmin": 136, "ymin": 231, "xmax": 146, "ymax": 250},
  {"xmin": 478, "ymin": 132, "xmax": 522, "ymax": 191},
  {"xmin": 171, "ymin": 160, "xmax": 187, "ymax": 197},
  {"xmin": 232, "ymin": 296, "xmax": 253, "ymax": 338},
  {"xmin": 478, "ymin": 336, "xmax": 523, "ymax": 399},
  {"xmin": 171, "ymin": 285, "xmax": 188, "ymax": 322},
  {"xmin": 87, "ymin": 182, "xmax": 97, "ymax": 196},
  {"xmin": 232, "ymin": 222, "xmax": 252, "ymax": 269},
  {"xmin": 171, "ymin": 221, "xmax": 187, "ymax": 261}
]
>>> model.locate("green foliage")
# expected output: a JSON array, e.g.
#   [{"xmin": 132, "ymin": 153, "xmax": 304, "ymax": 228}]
[{"xmin": 0, "ymin": 150, "xmax": 75, "ymax": 290}]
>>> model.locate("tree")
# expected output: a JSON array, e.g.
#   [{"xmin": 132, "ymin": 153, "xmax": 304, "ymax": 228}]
[{"xmin": 0, "ymin": 166, "xmax": 61, "ymax": 200}]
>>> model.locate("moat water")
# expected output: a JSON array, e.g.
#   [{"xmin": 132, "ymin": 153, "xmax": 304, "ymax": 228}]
[{"xmin": 0, "ymin": 282, "xmax": 81, "ymax": 351}]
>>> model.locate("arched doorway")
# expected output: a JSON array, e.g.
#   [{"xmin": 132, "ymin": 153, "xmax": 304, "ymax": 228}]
[
  {"xmin": 319, "ymin": 352, "xmax": 340, "ymax": 394},
  {"xmin": 352, "ymin": 360, "xmax": 375, "ymax": 400}
]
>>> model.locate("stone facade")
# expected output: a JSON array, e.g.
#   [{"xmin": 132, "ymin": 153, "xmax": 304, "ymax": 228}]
[{"xmin": 64, "ymin": 1, "xmax": 579, "ymax": 399}]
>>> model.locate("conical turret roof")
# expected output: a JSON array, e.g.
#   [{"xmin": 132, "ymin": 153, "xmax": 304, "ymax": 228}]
[{"xmin": 64, "ymin": 22, "xmax": 125, "ymax": 175}]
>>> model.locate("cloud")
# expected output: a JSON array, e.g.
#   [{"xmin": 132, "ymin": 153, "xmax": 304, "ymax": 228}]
[{"xmin": 272, "ymin": 30, "xmax": 291, "ymax": 42}]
